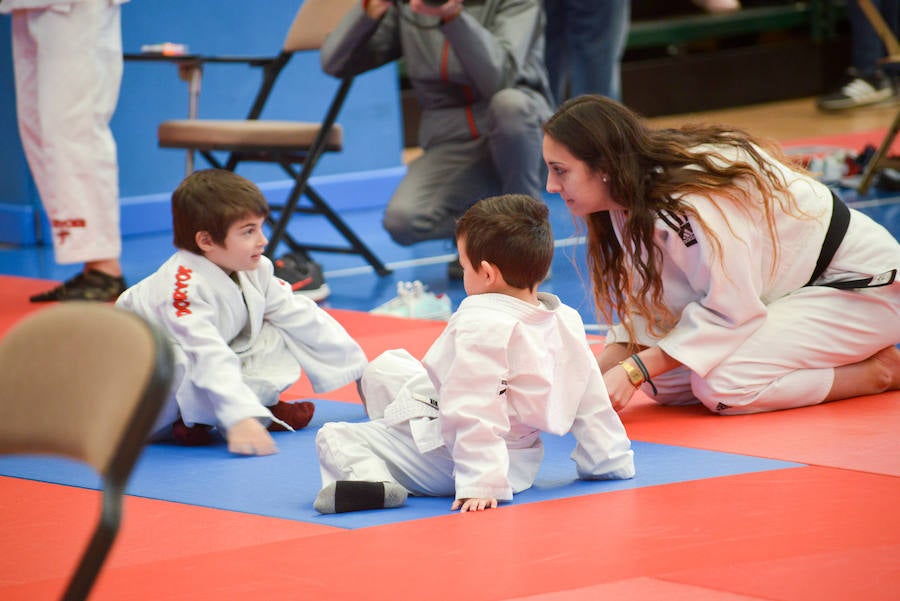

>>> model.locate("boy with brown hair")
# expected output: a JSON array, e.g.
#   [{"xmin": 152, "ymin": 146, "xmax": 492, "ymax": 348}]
[
  {"xmin": 117, "ymin": 169, "xmax": 367, "ymax": 456},
  {"xmin": 314, "ymin": 194, "xmax": 634, "ymax": 513}
]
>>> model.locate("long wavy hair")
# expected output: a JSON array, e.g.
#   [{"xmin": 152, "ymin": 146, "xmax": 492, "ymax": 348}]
[{"xmin": 543, "ymin": 95, "xmax": 807, "ymax": 348}]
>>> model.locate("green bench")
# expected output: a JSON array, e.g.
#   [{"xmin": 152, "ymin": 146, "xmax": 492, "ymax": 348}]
[{"xmin": 627, "ymin": 0, "xmax": 846, "ymax": 50}]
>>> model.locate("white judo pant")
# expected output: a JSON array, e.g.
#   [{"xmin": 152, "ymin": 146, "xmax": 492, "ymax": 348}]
[
  {"xmin": 316, "ymin": 350, "xmax": 457, "ymax": 497},
  {"xmin": 10, "ymin": 0, "xmax": 123, "ymax": 264},
  {"xmin": 651, "ymin": 284, "xmax": 900, "ymax": 414},
  {"xmin": 149, "ymin": 323, "xmax": 298, "ymax": 437},
  {"xmin": 650, "ymin": 211, "xmax": 900, "ymax": 414}
]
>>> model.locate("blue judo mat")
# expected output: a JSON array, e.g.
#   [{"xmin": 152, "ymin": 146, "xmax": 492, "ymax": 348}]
[{"xmin": 0, "ymin": 400, "xmax": 802, "ymax": 529}]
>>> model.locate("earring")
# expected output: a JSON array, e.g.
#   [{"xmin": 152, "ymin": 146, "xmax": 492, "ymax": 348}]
[{"xmin": 602, "ymin": 175, "xmax": 609, "ymax": 183}]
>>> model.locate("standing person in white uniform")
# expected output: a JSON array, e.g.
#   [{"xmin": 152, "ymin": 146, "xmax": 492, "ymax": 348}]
[
  {"xmin": 3, "ymin": 0, "xmax": 128, "ymax": 302},
  {"xmin": 116, "ymin": 169, "xmax": 368, "ymax": 456},
  {"xmin": 542, "ymin": 94, "xmax": 900, "ymax": 415},
  {"xmin": 314, "ymin": 194, "xmax": 634, "ymax": 514}
]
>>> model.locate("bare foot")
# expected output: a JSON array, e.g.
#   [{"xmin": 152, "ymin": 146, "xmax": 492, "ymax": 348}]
[
  {"xmin": 827, "ymin": 345, "xmax": 900, "ymax": 402},
  {"xmin": 871, "ymin": 346, "xmax": 900, "ymax": 391}
]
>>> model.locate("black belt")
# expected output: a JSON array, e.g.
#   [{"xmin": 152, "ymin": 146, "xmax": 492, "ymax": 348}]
[{"xmin": 805, "ymin": 191, "xmax": 897, "ymax": 289}]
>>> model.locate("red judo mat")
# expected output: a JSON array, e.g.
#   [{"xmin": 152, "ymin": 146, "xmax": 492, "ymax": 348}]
[
  {"xmin": 618, "ymin": 391, "xmax": 900, "ymax": 477},
  {"xmin": 1, "ymin": 277, "xmax": 898, "ymax": 600},
  {"xmin": 2, "ymin": 467, "xmax": 897, "ymax": 601},
  {"xmin": 0, "ymin": 275, "xmax": 52, "ymax": 334}
]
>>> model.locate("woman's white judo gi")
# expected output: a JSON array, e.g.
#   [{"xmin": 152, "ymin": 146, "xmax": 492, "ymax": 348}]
[
  {"xmin": 116, "ymin": 250, "xmax": 367, "ymax": 436},
  {"xmin": 607, "ymin": 144, "xmax": 900, "ymax": 413},
  {"xmin": 316, "ymin": 292, "xmax": 635, "ymax": 502}
]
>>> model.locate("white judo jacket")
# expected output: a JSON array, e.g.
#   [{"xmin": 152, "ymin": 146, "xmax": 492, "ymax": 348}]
[
  {"xmin": 117, "ymin": 250, "xmax": 367, "ymax": 431},
  {"xmin": 424, "ymin": 292, "xmax": 635, "ymax": 501},
  {"xmin": 607, "ymin": 144, "xmax": 900, "ymax": 380},
  {"xmin": 0, "ymin": 0, "xmax": 128, "ymax": 12}
]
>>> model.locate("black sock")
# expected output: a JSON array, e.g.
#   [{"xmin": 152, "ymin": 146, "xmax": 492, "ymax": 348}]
[{"xmin": 314, "ymin": 481, "xmax": 407, "ymax": 514}]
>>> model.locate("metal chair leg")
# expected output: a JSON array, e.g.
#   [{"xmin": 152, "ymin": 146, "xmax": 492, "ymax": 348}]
[{"xmin": 858, "ymin": 110, "xmax": 900, "ymax": 196}]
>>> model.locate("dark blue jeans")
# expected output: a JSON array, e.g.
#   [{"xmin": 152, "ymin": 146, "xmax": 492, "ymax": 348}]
[
  {"xmin": 849, "ymin": 0, "xmax": 899, "ymax": 77},
  {"xmin": 543, "ymin": 0, "xmax": 630, "ymax": 104}
]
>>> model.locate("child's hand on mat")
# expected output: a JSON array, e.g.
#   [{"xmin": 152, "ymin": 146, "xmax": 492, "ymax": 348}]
[
  {"xmin": 452, "ymin": 497, "xmax": 498, "ymax": 513},
  {"xmin": 227, "ymin": 417, "xmax": 278, "ymax": 456}
]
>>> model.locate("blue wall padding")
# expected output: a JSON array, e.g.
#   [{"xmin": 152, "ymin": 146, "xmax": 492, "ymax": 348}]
[{"xmin": 0, "ymin": 0, "xmax": 404, "ymax": 242}]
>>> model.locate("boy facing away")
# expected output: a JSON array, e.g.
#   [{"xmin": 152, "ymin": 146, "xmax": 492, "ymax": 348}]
[
  {"xmin": 314, "ymin": 194, "xmax": 635, "ymax": 513},
  {"xmin": 116, "ymin": 169, "xmax": 368, "ymax": 456}
]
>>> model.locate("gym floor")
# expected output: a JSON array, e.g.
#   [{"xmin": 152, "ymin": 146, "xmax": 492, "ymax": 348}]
[{"xmin": 0, "ymin": 97, "xmax": 898, "ymax": 600}]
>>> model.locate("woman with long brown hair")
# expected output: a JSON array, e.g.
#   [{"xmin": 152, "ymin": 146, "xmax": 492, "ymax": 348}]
[{"xmin": 542, "ymin": 95, "xmax": 900, "ymax": 414}]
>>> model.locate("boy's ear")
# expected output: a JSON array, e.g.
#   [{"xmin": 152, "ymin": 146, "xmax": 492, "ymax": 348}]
[
  {"xmin": 195, "ymin": 230, "xmax": 215, "ymax": 252},
  {"xmin": 480, "ymin": 260, "xmax": 500, "ymax": 285}
]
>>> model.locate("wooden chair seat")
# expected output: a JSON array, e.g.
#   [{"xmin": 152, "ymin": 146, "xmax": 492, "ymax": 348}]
[{"xmin": 159, "ymin": 119, "xmax": 343, "ymax": 152}]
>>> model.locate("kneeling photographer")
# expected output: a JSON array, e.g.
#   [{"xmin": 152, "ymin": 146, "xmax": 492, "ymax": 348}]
[{"xmin": 320, "ymin": 0, "xmax": 553, "ymax": 275}]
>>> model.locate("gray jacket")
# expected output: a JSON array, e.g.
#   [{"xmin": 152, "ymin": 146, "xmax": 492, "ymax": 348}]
[{"xmin": 321, "ymin": 0, "xmax": 553, "ymax": 149}]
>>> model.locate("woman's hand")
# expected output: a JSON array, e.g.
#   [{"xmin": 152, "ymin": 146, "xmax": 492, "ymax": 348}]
[
  {"xmin": 603, "ymin": 365, "xmax": 639, "ymax": 412},
  {"xmin": 597, "ymin": 342, "xmax": 639, "ymax": 411},
  {"xmin": 599, "ymin": 345, "xmax": 680, "ymax": 411},
  {"xmin": 451, "ymin": 497, "xmax": 498, "ymax": 513}
]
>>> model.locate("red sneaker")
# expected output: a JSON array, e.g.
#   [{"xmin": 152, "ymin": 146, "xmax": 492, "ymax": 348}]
[
  {"xmin": 268, "ymin": 401, "xmax": 315, "ymax": 431},
  {"xmin": 172, "ymin": 418, "xmax": 213, "ymax": 446}
]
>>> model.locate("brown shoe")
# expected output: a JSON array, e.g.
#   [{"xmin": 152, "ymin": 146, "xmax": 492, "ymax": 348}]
[
  {"xmin": 30, "ymin": 269, "xmax": 127, "ymax": 303},
  {"xmin": 268, "ymin": 400, "xmax": 315, "ymax": 431}
]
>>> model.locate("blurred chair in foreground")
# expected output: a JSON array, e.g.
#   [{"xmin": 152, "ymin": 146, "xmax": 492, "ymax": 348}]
[{"xmin": 0, "ymin": 302, "xmax": 174, "ymax": 601}]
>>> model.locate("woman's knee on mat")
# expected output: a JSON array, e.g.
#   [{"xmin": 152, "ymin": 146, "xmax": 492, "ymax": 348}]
[{"xmin": 693, "ymin": 363, "xmax": 780, "ymax": 414}]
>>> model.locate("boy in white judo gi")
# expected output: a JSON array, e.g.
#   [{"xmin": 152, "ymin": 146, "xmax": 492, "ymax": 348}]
[
  {"xmin": 314, "ymin": 194, "xmax": 635, "ymax": 513},
  {"xmin": 117, "ymin": 169, "xmax": 368, "ymax": 456}
]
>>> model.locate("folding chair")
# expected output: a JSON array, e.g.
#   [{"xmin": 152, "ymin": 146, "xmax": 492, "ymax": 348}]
[
  {"xmin": 156, "ymin": 0, "xmax": 391, "ymax": 275},
  {"xmin": 0, "ymin": 302, "xmax": 174, "ymax": 601},
  {"xmin": 856, "ymin": 0, "xmax": 900, "ymax": 195}
]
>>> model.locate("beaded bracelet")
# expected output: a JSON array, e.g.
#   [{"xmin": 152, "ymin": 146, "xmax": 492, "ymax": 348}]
[{"xmin": 630, "ymin": 354, "xmax": 658, "ymax": 396}]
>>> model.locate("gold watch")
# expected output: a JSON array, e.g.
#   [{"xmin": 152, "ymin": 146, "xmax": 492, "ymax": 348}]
[{"xmin": 618, "ymin": 360, "xmax": 645, "ymax": 388}]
